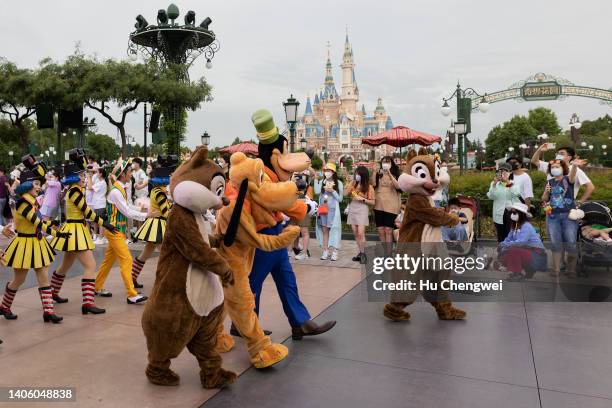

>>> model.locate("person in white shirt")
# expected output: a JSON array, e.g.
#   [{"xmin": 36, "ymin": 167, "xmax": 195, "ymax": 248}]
[
  {"xmin": 505, "ymin": 156, "xmax": 534, "ymax": 206},
  {"xmin": 94, "ymin": 159, "xmax": 148, "ymax": 304},
  {"xmin": 531, "ymin": 143, "xmax": 595, "ymax": 203},
  {"xmin": 88, "ymin": 168, "xmax": 109, "ymax": 244}
]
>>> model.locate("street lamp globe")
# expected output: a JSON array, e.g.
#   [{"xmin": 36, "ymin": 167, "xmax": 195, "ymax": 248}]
[
  {"xmin": 589, "ymin": 145, "xmax": 594, "ymax": 151},
  {"xmin": 283, "ymin": 95, "xmax": 300, "ymax": 124},
  {"xmin": 440, "ymin": 100, "xmax": 451, "ymax": 117},
  {"xmin": 508, "ymin": 147, "xmax": 514, "ymax": 152},
  {"xmin": 581, "ymin": 141, "xmax": 587, "ymax": 147},
  {"xmin": 201, "ymin": 131, "xmax": 210, "ymax": 146},
  {"xmin": 537, "ymin": 132, "xmax": 548, "ymax": 141},
  {"xmin": 300, "ymin": 137, "xmax": 307, "ymax": 150},
  {"xmin": 478, "ymin": 96, "xmax": 490, "ymax": 113},
  {"xmin": 602, "ymin": 145, "xmax": 607, "ymax": 150},
  {"xmin": 205, "ymin": 59, "xmax": 213, "ymax": 69}
]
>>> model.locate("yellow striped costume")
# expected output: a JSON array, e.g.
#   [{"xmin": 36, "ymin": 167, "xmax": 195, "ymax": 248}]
[
  {"xmin": 2, "ymin": 193, "xmax": 58, "ymax": 269},
  {"xmin": 50, "ymin": 186, "xmax": 105, "ymax": 252},
  {"xmin": 134, "ymin": 186, "xmax": 171, "ymax": 244}
]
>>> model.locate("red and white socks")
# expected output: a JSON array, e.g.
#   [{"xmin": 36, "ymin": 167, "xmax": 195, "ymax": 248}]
[
  {"xmin": 38, "ymin": 286, "xmax": 57, "ymax": 317},
  {"xmin": 81, "ymin": 279, "xmax": 105, "ymax": 315},
  {"xmin": 50, "ymin": 271, "xmax": 69, "ymax": 303},
  {"xmin": 1, "ymin": 284, "xmax": 17, "ymax": 317}
]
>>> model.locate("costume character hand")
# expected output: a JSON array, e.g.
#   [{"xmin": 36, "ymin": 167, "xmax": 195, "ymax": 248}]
[
  {"xmin": 305, "ymin": 198, "xmax": 318, "ymax": 216},
  {"xmin": 102, "ymin": 222, "xmax": 117, "ymax": 234},
  {"xmin": 283, "ymin": 225, "xmax": 301, "ymax": 240}
]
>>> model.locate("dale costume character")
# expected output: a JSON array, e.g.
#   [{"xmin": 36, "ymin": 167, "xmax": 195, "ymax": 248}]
[
  {"xmin": 49, "ymin": 149, "xmax": 117, "ymax": 315},
  {"xmin": 132, "ymin": 155, "xmax": 178, "ymax": 288},
  {"xmin": 141, "ymin": 146, "xmax": 237, "ymax": 388},
  {"xmin": 94, "ymin": 158, "xmax": 148, "ymax": 304},
  {"xmin": 383, "ymin": 148, "xmax": 467, "ymax": 322},
  {"xmin": 251, "ymin": 109, "xmax": 336, "ymax": 339},
  {"xmin": 215, "ymin": 152, "xmax": 301, "ymax": 368},
  {"xmin": 1, "ymin": 155, "xmax": 71, "ymax": 323}
]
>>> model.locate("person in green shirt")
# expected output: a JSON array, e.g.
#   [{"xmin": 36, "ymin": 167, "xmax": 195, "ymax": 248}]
[{"xmin": 487, "ymin": 163, "xmax": 521, "ymax": 242}]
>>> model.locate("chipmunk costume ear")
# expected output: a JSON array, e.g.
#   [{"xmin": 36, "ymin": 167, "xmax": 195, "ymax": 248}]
[
  {"xmin": 223, "ymin": 178, "xmax": 248, "ymax": 247},
  {"xmin": 418, "ymin": 147, "xmax": 428, "ymax": 156},
  {"xmin": 406, "ymin": 149, "xmax": 418, "ymax": 162}
]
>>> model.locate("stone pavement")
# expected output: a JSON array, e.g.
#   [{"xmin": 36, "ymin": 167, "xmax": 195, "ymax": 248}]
[{"xmin": 0, "ymin": 237, "xmax": 363, "ymax": 408}]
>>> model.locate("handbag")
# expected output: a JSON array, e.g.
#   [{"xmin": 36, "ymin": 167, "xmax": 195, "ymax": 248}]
[{"xmin": 317, "ymin": 202, "xmax": 329, "ymax": 216}]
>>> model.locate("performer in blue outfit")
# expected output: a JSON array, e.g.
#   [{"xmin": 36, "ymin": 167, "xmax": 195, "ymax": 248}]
[{"xmin": 247, "ymin": 109, "xmax": 336, "ymax": 340}]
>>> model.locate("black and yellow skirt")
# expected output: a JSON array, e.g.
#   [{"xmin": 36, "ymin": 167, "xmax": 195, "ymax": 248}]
[
  {"xmin": 50, "ymin": 220, "xmax": 94, "ymax": 252},
  {"xmin": 3, "ymin": 233, "xmax": 56, "ymax": 269},
  {"xmin": 134, "ymin": 217, "xmax": 166, "ymax": 244}
]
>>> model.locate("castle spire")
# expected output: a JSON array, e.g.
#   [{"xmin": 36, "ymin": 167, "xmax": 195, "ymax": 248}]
[
  {"xmin": 322, "ymin": 41, "xmax": 338, "ymax": 100},
  {"xmin": 340, "ymin": 31, "xmax": 357, "ymax": 115}
]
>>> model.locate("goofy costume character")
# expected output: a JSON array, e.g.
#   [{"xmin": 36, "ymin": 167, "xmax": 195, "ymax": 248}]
[{"xmin": 250, "ymin": 109, "xmax": 335, "ymax": 339}]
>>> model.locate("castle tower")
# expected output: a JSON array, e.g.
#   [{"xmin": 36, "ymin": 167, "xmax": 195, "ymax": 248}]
[{"xmin": 340, "ymin": 33, "xmax": 358, "ymax": 117}]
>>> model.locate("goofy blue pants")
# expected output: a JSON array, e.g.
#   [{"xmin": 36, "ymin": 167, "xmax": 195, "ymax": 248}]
[{"xmin": 250, "ymin": 223, "xmax": 311, "ymax": 327}]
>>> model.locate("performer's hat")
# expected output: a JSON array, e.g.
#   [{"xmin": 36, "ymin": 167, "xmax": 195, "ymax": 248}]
[
  {"xmin": 112, "ymin": 157, "xmax": 133, "ymax": 179},
  {"xmin": 251, "ymin": 109, "xmax": 279, "ymax": 145},
  {"xmin": 19, "ymin": 154, "xmax": 47, "ymax": 183}
]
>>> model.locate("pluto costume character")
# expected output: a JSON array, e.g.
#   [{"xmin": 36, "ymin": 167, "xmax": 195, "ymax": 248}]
[
  {"xmin": 141, "ymin": 146, "xmax": 237, "ymax": 388},
  {"xmin": 251, "ymin": 109, "xmax": 336, "ymax": 339},
  {"xmin": 383, "ymin": 148, "xmax": 467, "ymax": 321},
  {"xmin": 215, "ymin": 152, "xmax": 301, "ymax": 368}
]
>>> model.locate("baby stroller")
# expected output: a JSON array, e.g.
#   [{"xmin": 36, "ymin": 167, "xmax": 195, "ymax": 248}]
[{"xmin": 577, "ymin": 201, "xmax": 612, "ymax": 276}]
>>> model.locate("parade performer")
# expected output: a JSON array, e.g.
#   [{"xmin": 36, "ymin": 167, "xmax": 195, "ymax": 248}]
[
  {"xmin": 94, "ymin": 158, "xmax": 148, "ymax": 304},
  {"xmin": 383, "ymin": 148, "xmax": 466, "ymax": 321},
  {"xmin": 49, "ymin": 149, "xmax": 116, "ymax": 315},
  {"xmin": 0, "ymin": 155, "xmax": 71, "ymax": 323},
  {"xmin": 132, "ymin": 155, "xmax": 178, "ymax": 289},
  {"xmin": 142, "ymin": 146, "xmax": 236, "ymax": 388},
  {"xmin": 250, "ymin": 109, "xmax": 335, "ymax": 339},
  {"xmin": 215, "ymin": 152, "xmax": 301, "ymax": 368}
]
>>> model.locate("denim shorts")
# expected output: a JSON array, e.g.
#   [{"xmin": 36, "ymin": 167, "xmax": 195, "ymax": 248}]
[{"xmin": 546, "ymin": 211, "xmax": 578, "ymax": 253}]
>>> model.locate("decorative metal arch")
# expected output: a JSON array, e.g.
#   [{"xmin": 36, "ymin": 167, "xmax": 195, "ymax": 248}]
[{"xmin": 472, "ymin": 72, "xmax": 612, "ymax": 110}]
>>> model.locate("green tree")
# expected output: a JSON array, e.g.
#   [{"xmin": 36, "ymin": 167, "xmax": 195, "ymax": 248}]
[
  {"xmin": 485, "ymin": 115, "xmax": 537, "ymax": 161},
  {"xmin": 527, "ymin": 107, "xmax": 561, "ymax": 136},
  {"xmin": 231, "ymin": 137, "xmax": 241, "ymax": 145},
  {"xmin": 310, "ymin": 153, "xmax": 323, "ymax": 170},
  {"xmin": 84, "ymin": 133, "xmax": 120, "ymax": 161}
]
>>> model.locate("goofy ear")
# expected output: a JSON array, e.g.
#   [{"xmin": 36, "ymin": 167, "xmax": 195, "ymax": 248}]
[
  {"xmin": 223, "ymin": 178, "xmax": 248, "ymax": 247},
  {"xmin": 417, "ymin": 147, "xmax": 428, "ymax": 156},
  {"xmin": 190, "ymin": 146, "xmax": 209, "ymax": 168}
]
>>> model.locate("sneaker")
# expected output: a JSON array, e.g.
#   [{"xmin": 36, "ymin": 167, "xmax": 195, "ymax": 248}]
[
  {"xmin": 320, "ymin": 250, "xmax": 329, "ymax": 260},
  {"xmin": 331, "ymin": 250, "xmax": 338, "ymax": 261},
  {"xmin": 352, "ymin": 253, "xmax": 362, "ymax": 262},
  {"xmin": 295, "ymin": 251, "xmax": 310, "ymax": 260},
  {"xmin": 127, "ymin": 294, "xmax": 148, "ymax": 304},
  {"xmin": 95, "ymin": 289, "xmax": 113, "ymax": 297},
  {"xmin": 292, "ymin": 247, "xmax": 301, "ymax": 256}
]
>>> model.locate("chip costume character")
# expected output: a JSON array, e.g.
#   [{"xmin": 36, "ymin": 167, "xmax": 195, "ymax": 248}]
[
  {"xmin": 141, "ymin": 146, "xmax": 237, "ymax": 388},
  {"xmin": 383, "ymin": 148, "xmax": 466, "ymax": 321},
  {"xmin": 250, "ymin": 109, "xmax": 336, "ymax": 339},
  {"xmin": 215, "ymin": 152, "xmax": 301, "ymax": 368}
]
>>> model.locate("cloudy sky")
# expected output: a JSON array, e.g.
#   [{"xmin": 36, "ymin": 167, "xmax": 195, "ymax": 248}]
[{"xmin": 2, "ymin": 0, "xmax": 612, "ymax": 149}]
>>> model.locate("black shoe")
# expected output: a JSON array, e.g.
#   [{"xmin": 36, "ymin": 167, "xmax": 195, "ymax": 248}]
[
  {"xmin": 133, "ymin": 280, "xmax": 143, "ymax": 289},
  {"xmin": 43, "ymin": 313, "xmax": 63, "ymax": 323},
  {"xmin": 230, "ymin": 323, "xmax": 272, "ymax": 337},
  {"xmin": 359, "ymin": 252, "xmax": 367, "ymax": 264},
  {"xmin": 292, "ymin": 247, "xmax": 301, "ymax": 256},
  {"xmin": 127, "ymin": 295, "xmax": 148, "ymax": 304},
  {"xmin": 352, "ymin": 253, "xmax": 362, "ymax": 262},
  {"xmin": 0, "ymin": 308, "xmax": 18, "ymax": 320},
  {"xmin": 292, "ymin": 320, "xmax": 336, "ymax": 340},
  {"xmin": 82, "ymin": 305, "xmax": 106, "ymax": 315},
  {"xmin": 52, "ymin": 294, "xmax": 69, "ymax": 303}
]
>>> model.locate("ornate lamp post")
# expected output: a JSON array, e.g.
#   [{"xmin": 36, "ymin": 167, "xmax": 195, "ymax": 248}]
[
  {"xmin": 299, "ymin": 136, "xmax": 307, "ymax": 151},
  {"xmin": 8, "ymin": 150, "xmax": 14, "ymax": 167},
  {"xmin": 441, "ymin": 82, "xmax": 489, "ymax": 174},
  {"xmin": 201, "ymin": 131, "xmax": 210, "ymax": 147},
  {"xmin": 569, "ymin": 113, "xmax": 581, "ymax": 149},
  {"xmin": 128, "ymin": 3, "xmax": 220, "ymax": 155},
  {"xmin": 283, "ymin": 95, "xmax": 300, "ymax": 152}
]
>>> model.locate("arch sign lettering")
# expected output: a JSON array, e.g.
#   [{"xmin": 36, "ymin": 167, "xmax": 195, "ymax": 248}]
[{"xmin": 472, "ymin": 72, "xmax": 612, "ymax": 110}]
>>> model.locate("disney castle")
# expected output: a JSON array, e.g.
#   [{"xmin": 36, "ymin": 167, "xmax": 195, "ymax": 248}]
[{"xmin": 295, "ymin": 34, "xmax": 395, "ymax": 165}]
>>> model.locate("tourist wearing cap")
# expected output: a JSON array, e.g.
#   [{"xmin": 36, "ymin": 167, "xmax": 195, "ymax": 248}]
[
  {"xmin": 314, "ymin": 162, "xmax": 344, "ymax": 261},
  {"xmin": 487, "ymin": 163, "xmax": 521, "ymax": 242},
  {"xmin": 499, "ymin": 203, "xmax": 546, "ymax": 281},
  {"xmin": 541, "ymin": 157, "xmax": 583, "ymax": 278}
]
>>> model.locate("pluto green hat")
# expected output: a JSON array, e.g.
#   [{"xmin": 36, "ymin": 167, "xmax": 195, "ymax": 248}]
[{"xmin": 251, "ymin": 109, "xmax": 279, "ymax": 145}]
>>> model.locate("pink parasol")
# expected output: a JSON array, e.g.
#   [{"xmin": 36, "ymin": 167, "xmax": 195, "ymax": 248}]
[
  {"xmin": 361, "ymin": 126, "xmax": 442, "ymax": 148},
  {"xmin": 219, "ymin": 141, "xmax": 259, "ymax": 156},
  {"xmin": 353, "ymin": 161, "xmax": 377, "ymax": 169}
]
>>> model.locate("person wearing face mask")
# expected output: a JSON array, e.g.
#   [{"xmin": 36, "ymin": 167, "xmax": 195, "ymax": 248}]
[
  {"xmin": 542, "ymin": 158, "xmax": 583, "ymax": 278},
  {"xmin": 314, "ymin": 162, "xmax": 344, "ymax": 261},
  {"xmin": 487, "ymin": 163, "xmax": 521, "ymax": 242},
  {"xmin": 499, "ymin": 203, "xmax": 546, "ymax": 281},
  {"xmin": 531, "ymin": 144, "xmax": 594, "ymax": 203},
  {"xmin": 346, "ymin": 166, "xmax": 375, "ymax": 264},
  {"xmin": 505, "ymin": 156, "xmax": 533, "ymax": 208},
  {"xmin": 372, "ymin": 156, "xmax": 402, "ymax": 247}
]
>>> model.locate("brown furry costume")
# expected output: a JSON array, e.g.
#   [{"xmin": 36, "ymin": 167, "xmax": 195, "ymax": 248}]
[
  {"xmin": 141, "ymin": 146, "xmax": 237, "ymax": 388},
  {"xmin": 383, "ymin": 148, "xmax": 466, "ymax": 321}
]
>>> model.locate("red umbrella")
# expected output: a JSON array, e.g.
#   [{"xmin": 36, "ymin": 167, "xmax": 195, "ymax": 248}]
[
  {"xmin": 362, "ymin": 126, "xmax": 442, "ymax": 148},
  {"xmin": 219, "ymin": 141, "xmax": 259, "ymax": 156},
  {"xmin": 353, "ymin": 161, "xmax": 377, "ymax": 169}
]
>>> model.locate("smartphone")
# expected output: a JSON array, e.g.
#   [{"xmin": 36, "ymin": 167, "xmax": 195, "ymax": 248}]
[{"xmin": 548, "ymin": 142, "xmax": 556, "ymax": 149}]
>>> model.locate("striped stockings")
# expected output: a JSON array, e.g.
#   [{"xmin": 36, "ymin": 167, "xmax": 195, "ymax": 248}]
[
  {"xmin": 1, "ymin": 284, "xmax": 17, "ymax": 312},
  {"xmin": 81, "ymin": 279, "xmax": 96, "ymax": 307},
  {"xmin": 51, "ymin": 271, "xmax": 65, "ymax": 296},
  {"xmin": 132, "ymin": 258, "xmax": 145, "ymax": 281},
  {"xmin": 38, "ymin": 287, "xmax": 55, "ymax": 315}
]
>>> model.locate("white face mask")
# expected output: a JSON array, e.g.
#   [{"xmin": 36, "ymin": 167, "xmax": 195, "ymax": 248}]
[
  {"xmin": 324, "ymin": 171, "xmax": 333, "ymax": 179},
  {"xmin": 354, "ymin": 174, "xmax": 361, "ymax": 182},
  {"xmin": 382, "ymin": 163, "xmax": 391, "ymax": 171},
  {"xmin": 510, "ymin": 213, "xmax": 519, "ymax": 222},
  {"xmin": 551, "ymin": 167, "xmax": 563, "ymax": 177}
]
